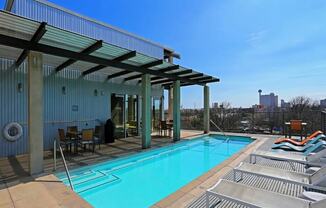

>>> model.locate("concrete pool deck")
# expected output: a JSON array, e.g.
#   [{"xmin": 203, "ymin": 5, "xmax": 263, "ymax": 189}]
[{"xmin": 0, "ymin": 131, "xmax": 275, "ymax": 208}]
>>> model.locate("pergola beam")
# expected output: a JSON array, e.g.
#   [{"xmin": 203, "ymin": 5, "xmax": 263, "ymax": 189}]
[
  {"xmin": 0, "ymin": 33, "xmax": 203, "ymax": 85},
  {"xmin": 112, "ymin": 50, "xmax": 136, "ymax": 63},
  {"xmin": 55, "ymin": 40, "xmax": 103, "ymax": 72},
  {"xmin": 163, "ymin": 77, "xmax": 220, "ymax": 89},
  {"xmin": 151, "ymin": 79, "xmax": 180, "ymax": 86},
  {"xmin": 124, "ymin": 65, "xmax": 179, "ymax": 81},
  {"xmin": 180, "ymin": 78, "xmax": 220, "ymax": 87},
  {"xmin": 107, "ymin": 59, "xmax": 163, "ymax": 80},
  {"xmin": 107, "ymin": 70, "xmax": 132, "ymax": 80},
  {"xmin": 149, "ymin": 69, "xmax": 193, "ymax": 82},
  {"xmin": 82, "ymin": 51, "xmax": 136, "ymax": 76},
  {"xmin": 192, "ymin": 76, "xmax": 213, "ymax": 82},
  {"xmin": 181, "ymin": 73, "xmax": 204, "ymax": 79},
  {"xmin": 13, "ymin": 22, "xmax": 47, "ymax": 68},
  {"xmin": 160, "ymin": 73, "xmax": 205, "ymax": 87},
  {"xmin": 141, "ymin": 60, "xmax": 163, "ymax": 69}
]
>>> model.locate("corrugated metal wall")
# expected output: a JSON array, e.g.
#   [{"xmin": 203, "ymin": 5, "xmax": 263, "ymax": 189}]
[
  {"xmin": 11, "ymin": 0, "xmax": 164, "ymax": 59},
  {"xmin": 0, "ymin": 57, "xmax": 162, "ymax": 157}
]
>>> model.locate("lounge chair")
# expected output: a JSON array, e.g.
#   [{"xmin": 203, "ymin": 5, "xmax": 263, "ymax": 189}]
[
  {"xmin": 249, "ymin": 148, "xmax": 326, "ymax": 168},
  {"xmin": 275, "ymin": 130, "xmax": 324, "ymax": 146},
  {"xmin": 206, "ymin": 179, "xmax": 326, "ymax": 208},
  {"xmin": 272, "ymin": 134, "xmax": 325, "ymax": 149},
  {"xmin": 271, "ymin": 141, "xmax": 326, "ymax": 155},
  {"xmin": 234, "ymin": 162, "xmax": 326, "ymax": 191}
]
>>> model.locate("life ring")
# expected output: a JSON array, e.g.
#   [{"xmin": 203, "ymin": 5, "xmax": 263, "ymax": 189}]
[{"xmin": 3, "ymin": 122, "xmax": 23, "ymax": 142}]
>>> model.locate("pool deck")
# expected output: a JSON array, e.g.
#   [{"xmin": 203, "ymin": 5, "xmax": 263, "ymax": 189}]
[{"xmin": 0, "ymin": 131, "xmax": 273, "ymax": 208}]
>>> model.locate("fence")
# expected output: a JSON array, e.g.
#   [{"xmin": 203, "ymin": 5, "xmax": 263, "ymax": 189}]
[
  {"xmin": 322, "ymin": 111, "xmax": 326, "ymax": 133},
  {"xmin": 181, "ymin": 109, "xmax": 324, "ymax": 135}
]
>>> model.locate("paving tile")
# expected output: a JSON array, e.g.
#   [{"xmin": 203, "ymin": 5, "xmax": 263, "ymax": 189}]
[
  {"xmin": 0, "ymin": 189, "xmax": 12, "ymax": 206},
  {"xmin": 0, "ymin": 203, "xmax": 14, "ymax": 208}
]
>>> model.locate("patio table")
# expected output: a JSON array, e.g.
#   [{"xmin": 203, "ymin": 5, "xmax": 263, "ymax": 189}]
[{"xmin": 66, "ymin": 131, "xmax": 82, "ymax": 153}]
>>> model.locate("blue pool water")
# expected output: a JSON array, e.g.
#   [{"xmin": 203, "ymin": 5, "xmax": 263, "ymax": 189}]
[{"xmin": 57, "ymin": 135, "xmax": 253, "ymax": 208}]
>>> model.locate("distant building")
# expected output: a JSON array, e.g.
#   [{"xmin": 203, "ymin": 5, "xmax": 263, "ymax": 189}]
[
  {"xmin": 212, "ymin": 102, "xmax": 219, "ymax": 108},
  {"xmin": 321, "ymin": 99, "xmax": 326, "ymax": 109},
  {"xmin": 281, "ymin": 99, "xmax": 290, "ymax": 109},
  {"xmin": 258, "ymin": 90, "xmax": 278, "ymax": 110}
]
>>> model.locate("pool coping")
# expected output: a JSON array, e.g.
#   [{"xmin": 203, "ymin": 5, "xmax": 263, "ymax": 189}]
[
  {"xmin": 151, "ymin": 133, "xmax": 267, "ymax": 208},
  {"xmin": 0, "ymin": 133, "xmax": 266, "ymax": 208}
]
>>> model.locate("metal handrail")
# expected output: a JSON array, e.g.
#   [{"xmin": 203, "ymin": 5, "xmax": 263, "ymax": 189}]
[
  {"xmin": 53, "ymin": 139, "xmax": 74, "ymax": 190},
  {"xmin": 210, "ymin": 119, "xmax": 230, "ymax": 142}
]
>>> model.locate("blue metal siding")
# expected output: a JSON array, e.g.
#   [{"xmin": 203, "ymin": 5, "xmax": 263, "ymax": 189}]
[
  {"xmin": 0, "ymin": 59, "xmax": 28, "ymax": 156},
  {"xmin": 0, "ymin": 57, "xmax": 162, "ymax": 157},
  {"xmin": 12, "ymin": 0, "xmax": 164, "ymax": 59}
]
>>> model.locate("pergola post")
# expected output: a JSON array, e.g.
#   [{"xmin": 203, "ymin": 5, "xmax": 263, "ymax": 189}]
[
  {"xmin": 167, "ymin": 88, "xmax": 173, "ymax": 121},
  {"xmin": 141, "ymin": 74, "xmax": 151, "ymax": 148},
  {"xmin": 203, "ymin": 85, "xmax": 210, "ymax": 133},
  {"xmin": 159, "ymin": 93, "xmax": 164, "ymax": 121},
  {"xmin": 173, "ymin": 80, "xmax": 181, "ymax": 141},
  {"xmin": 28, "ymin": 51, "xmax": 44, "ymax": 175}
]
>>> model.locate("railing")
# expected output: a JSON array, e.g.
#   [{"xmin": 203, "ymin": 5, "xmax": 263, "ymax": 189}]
[
  {"xmin": 210, "ymin": 119, "xmax": 230, "ymax": 142},
  {"xmin": 181, "ymin": 109, "xmax": 323, "ymax": 135},
  {"xmin": 322, "ymin": 111, "xmax": 326, "ymax": 133},
  {"xmin": 53, "ymin": 139, "xmax": 74, "ymax": 190}
]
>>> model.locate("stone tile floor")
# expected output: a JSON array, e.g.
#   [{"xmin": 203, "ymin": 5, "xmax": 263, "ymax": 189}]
[{"xmin": 0, "ymin": 130, "xmax": 203, "ymax": 208}]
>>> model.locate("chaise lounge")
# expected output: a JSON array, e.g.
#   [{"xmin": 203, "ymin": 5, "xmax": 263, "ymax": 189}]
[
  {"xmin": 250, "ymin": 148, "xmax": 326, "ymax": 168},
  {"xmin": 234, "ymin": 162, "xmax": 326, "ymax": 191},
  {"xmin": 206, "ymin": 179, "xmax": 326, "ymax": 208}
]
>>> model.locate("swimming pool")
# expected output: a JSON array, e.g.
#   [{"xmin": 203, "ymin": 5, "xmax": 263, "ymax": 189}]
[{"xmin": 57, "ymin": 134, "xmax": 253, "ymax": 208}]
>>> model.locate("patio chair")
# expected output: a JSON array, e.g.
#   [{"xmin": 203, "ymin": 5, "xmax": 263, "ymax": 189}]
[
  {"xmin": 78, "ymin": 129, "xmax": 95, "ymax": 153},
  {"xmin": 66, "ymin": 126, "xmax": 78, "ymax": 139},
  {"xmin": 271, "ymin": 141, "xmax": 326, "ymax": 155},
  {"xmin": 57, "ymin": 128, "xmax": 73, "ymax": 152},
  {"xmin": 160, "ymin": 120, "xmax": 168, "ymax": 136},
  {"xmin": 275, "ymin": 130, "xmax": 324, "ymax": 146},
  {"xmin": 206, "ymin": 179, "xmax": 326, "ymax": 208},
  {"xmin": 249, "ymin": 148, "xmax": 326, "ymax": 168},
  {"xmin": 234, "ymin": 162, "xmax": 326, "ymax": 192},
  {"xmin": 288, "ymin": 120, "xmax": 305, "ymax": 139}
]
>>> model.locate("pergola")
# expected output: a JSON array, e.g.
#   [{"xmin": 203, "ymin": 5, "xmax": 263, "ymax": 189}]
[{"xmin": 0, "ymin": 11, "xmax": 219, "ymax": 174}]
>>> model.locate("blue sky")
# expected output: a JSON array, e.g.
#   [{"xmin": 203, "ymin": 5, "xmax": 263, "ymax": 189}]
[{"xmin": 1, "ymin": 0, "xmax": 326, "ymax": 108}]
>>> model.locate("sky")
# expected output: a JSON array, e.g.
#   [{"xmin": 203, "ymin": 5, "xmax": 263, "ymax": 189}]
[{"xmin": 1, "ymin": 0, "xmax": 326, "ymax": 108}]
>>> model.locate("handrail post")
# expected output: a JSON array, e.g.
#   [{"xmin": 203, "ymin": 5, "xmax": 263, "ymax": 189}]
[
  {"xmin": 54, "ymin": 138, "xmax": 74, "ymax": 191},
  {"xmin": 59, "ymin": 145, "xmax": 74, "ymax": 190}
]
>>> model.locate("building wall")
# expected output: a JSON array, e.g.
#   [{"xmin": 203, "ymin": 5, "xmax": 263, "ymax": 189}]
[
  {"xmin": 0, "ymin": 57, "xmax": 162, "ymax": 157},
  {"xmin": 259, "ymin": 93, "xmax": 278, "ymax": 109},
  {"xmin": 321, "ymin": 99, "xmax": 326, "ymax": 109},
  {"xmin": 10, "ymin": 0, "xmax": 164, "ymax": 59}
]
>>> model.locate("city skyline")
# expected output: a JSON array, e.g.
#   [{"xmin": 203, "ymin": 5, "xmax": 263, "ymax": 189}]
[{"xmin": 1, "ymin": 0, "xmax": 326, "ymax": 108}]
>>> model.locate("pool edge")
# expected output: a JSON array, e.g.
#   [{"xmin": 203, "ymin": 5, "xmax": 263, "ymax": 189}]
[{"xmin": 151, "ymin": 134, "xmax": 265, "ymax": 208}]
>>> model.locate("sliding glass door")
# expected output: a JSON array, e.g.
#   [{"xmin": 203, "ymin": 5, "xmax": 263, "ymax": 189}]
[{"xmin": 111, "ymin": 94, "xmax": 139, "ymax": 138}]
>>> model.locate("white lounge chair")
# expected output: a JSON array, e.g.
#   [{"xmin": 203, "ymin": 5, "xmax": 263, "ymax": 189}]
[
  {"xmin": 206, "ymin": 179, "xmax": 326, "ymax": 208},
  {"xmin": 250, "ymin": 148, "xmax": 326, "ymax": 169},
  {"xmin": 234, "ymin": 162, "xmax": 326, "ymax": 192}
]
